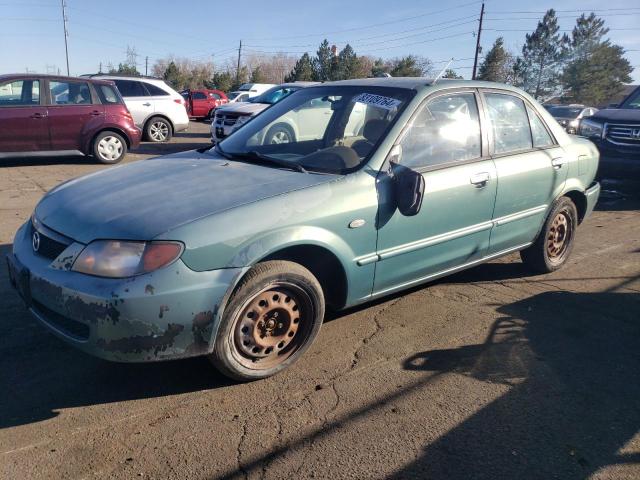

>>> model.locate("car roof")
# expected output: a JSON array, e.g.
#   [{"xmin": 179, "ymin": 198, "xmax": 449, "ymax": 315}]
[{"xmin": 0, "ymin": 73, "xmax": 114, "ymax": 85}]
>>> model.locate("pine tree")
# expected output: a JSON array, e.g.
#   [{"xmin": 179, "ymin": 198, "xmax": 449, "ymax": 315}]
[
  {"xmin": 285, "ymin": 53, "xmax": 316, "ymax": 82},
  {"xmin": 477, "ymin": 37, "xmax": 514, "ymax": 83},
  {"xmin": 163, "ymin": 61, "xmax": 182, "ymax": 89},
  {"xmin": 561, "ymin": 13, "xmax": 632, "ymax": 105},
  {"xmin": 389, "ymin": 56, "xmax": 423, "ymax": 77},
  {"xmin": 517, "ymin": 9, "xmax": 569, "ymax": 99},
  {"xmin": 337, "ymin": 44, "xmax": 359, "ymax": 80},
  {"xmin": 314, "ymin": 40, "xmax": 333, "ymax": 81},
  {"xmin": 442, "ymin": 69, "xmax": 463, "ymax": 79}
]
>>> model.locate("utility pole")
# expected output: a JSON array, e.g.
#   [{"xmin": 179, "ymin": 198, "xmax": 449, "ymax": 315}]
[
  {"xmin": 472, "ymin": 2, "xmax": 484, "ymax": 80},
  {"xmin": 99, "ymin": 61, "xmax": 102, "ymax": 74},
  {"xmin": 61, "ymin": 0, "xmax": 70, "ymax": 75},
  {"xmin": 145, "ymin": 56, "xmax": 149, "ymax": 76},
  {"xmin": 236, "ymin": 40, "xmax": 242, "ymax": 86}
]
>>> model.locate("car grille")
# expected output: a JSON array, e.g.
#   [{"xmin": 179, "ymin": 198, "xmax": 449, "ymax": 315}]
[
  {"xmin": 606, "ymin": 124, "xmax": 640, "ymax": 144},
  {"xmin": 33, "ymin": 300, "xmax": 90, "ymax": 341},
  {"xmin": 215, "ymin": 113, "xmax": 244, "ymax": 126},
  {"xmin": 30, "ymin": 222, "xmax": 72, "ymax": 260}
]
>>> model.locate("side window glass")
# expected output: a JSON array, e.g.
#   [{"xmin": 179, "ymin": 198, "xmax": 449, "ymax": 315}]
[
  {"xmin": 50, "ymin": 81, "xmax": 92, "ymax": 105},
  {"xmin": 98, "ymin": 85, "xmax": 120, "ymax": 104},
  {"xmin": 192, "ymin": 92, "xmax": 207, "ymax": 100},
  {"xmin": 526, "ymin": 105, "xmax": 554, "ymax": 148},
  {"xmin": 400, "ymin": 92, "xmax": 481, "ymax": 169},
  {"xmin": 145, "ymin": 83, "xmax": 170, "ymax": 96},
  {"xmin": 0, "ymin": 80, "xmax": 40, "ymax": 106},
  {"xmin": 210, "ymin": 93, "xmax": 221, "ymax": 100},
  {"xmin": 485, "ymin": 93, "xmax": 532, "ymax": 154},
  {"xmin": 114, "ymin": 80, "xmax": 146, "ymax": 97}
]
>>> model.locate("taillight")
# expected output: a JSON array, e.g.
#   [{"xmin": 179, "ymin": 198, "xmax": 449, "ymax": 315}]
[{"xmin": 174, "ymin": 98, "xmax": 184, "ymax": 105}]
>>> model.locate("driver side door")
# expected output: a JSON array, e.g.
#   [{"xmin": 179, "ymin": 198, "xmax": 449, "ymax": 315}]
[{"xmin": 373, "ymin": 90, "xmax": 497, "ymax": 296}]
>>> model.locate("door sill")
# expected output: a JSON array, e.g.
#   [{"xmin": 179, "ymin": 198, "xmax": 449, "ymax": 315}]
[{"xmin": 0, "ymin": 150, "xmax": 84, "ymax": 159}]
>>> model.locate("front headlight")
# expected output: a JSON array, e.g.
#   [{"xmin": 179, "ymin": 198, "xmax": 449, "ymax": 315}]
[
  {"xmin": 72, "ymin": 240, "xmax": 183, "ymax": 278},
  {"xmin": 569, "ymin": 119, "xmax": 580, "ymax": 128},
  {"xmin": 578, "ymin": 119, "xmax": 603, "ymax": 138},
  {"xmin": 233, "ymin": 115, "xmax": 252, "ymax": 129}
]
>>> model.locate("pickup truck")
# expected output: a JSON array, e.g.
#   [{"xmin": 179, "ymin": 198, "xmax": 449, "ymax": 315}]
[{"xmin": 182, "ymin": 89, "xmax": 228, "ymax": 120}]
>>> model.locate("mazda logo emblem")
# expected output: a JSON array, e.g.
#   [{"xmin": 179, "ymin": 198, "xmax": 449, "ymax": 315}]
[{"xmin": 32, "ymin": 231, "xmax": 40, "ymax": 252}]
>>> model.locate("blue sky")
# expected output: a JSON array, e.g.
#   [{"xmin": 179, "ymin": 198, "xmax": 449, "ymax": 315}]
[{"xmin": 1, "ymin": 0, "xmax": 638, "ymax": 82}]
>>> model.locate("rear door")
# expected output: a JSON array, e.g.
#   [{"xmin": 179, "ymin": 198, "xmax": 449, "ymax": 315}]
[
  {"xmin": 0, "ymin": 78, "xmax": 49, "ymax": 152},
  {"xmin": 190, "ymin": 91, "xmax": 208, "ymax": 117},
  {"xmin": 481, "ymin": 90, "xmax": 567, "ymax": 254},
  {"xmin": 113, "ymin": 79, "xmax": 153, "ymax": 127},
  {"xmin": 46, "ymin": 79, "xmax": 105, "ymax": 151},
  {"xmin": 373, "ymin": 90, "xmax": 498, "ymax": 295}
]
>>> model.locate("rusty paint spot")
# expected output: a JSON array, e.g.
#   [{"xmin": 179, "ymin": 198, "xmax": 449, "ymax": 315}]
[
  {"xmin": 159, "ymin": 305, "xmax": 170, "ymax": 319},
  {"xmin": 145, "ymin": 284, "xmax": 155, "ymax": 295},
  {"xmin": 96, "ymin": 323, "xmax": 185, "ymax": 355},
  {"xmin": 185, "ymin": 310, "xmax": 214, "ymax": 354}
]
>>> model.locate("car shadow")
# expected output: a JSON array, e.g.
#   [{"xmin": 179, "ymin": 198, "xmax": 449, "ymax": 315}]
[
  {"xmin": 0, "ymin": 154, "xmax": 89, "ymax": 168},
  {"xmin": 131, "ymin": 141, "xmax": 211, "ymax": 156},
  {"xmin": 0, "ymin": 243, "xmax": 233, "ymax": 429},
  {"xmin": 395, "ymin": 288, "xmax": 640, "ymax": 479}
]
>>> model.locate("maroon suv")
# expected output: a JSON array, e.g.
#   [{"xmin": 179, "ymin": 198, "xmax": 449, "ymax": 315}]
[{"xmin": 0, "ymin": 74, "xmax": 141, "ymax": 164}]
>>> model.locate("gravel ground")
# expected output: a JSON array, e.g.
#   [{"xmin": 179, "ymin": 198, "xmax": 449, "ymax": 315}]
[{"xmin": 1, "ymin": 122, "xmax": 639, "ymax": 480}]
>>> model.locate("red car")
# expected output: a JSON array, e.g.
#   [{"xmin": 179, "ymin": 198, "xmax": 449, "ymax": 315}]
[
  {"xmin": 0, "ymin": 74, "xmax": 141, "ymax": 164},
  {"xmin": 182, "ymin": 89, "xmax": 228, "ymax": 119}
]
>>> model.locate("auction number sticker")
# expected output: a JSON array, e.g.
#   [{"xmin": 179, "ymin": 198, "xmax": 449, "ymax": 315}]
[{"xmin": 352, "ymin": 93, "xmax": 402, "ymax": 110}]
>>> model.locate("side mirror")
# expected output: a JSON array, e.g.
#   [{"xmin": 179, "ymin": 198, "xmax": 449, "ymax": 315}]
[{"xmin": 388, "ymin": 146, "xmax": 425, "ymax": 217}]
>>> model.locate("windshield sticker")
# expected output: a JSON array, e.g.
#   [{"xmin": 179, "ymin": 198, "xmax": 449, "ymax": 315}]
[{"xmin": 352, "ymin": 93, "xmax": 402, "ymax": 110}]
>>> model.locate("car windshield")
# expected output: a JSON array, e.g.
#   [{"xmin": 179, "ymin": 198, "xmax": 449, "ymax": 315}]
[
  {"xmin": 227, "ymin": 92, "xmax": 241, "ymax": 100},
  {"xmin": 549, "ymin": 107, "xmax": 582, "ymax": 118},
  {"xmin": 248, "ymin": 86, "xmax": 298, "ymax": 105},
  {"xmin": 620, "ymin": 89, "xmax": 640, "ymax": 109},
  {"xmin": 214, "ymin": 86, "xmax": 413, "ymax": 174}
]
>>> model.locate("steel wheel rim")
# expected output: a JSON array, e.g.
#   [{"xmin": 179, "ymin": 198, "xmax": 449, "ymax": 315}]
[
  {"xmin": 97, "ymin": 136, "xmax": 123, "ymax": 161},
  {"xmin": 231, "ymin": 283, "xmax": 312, "ymax": 370},
  {"xmin": 269, "ymin": 130, "xmax": 291, "ymax": 144},
  {"xmin": 547, "ymin": 209, "xmax": 572, "ymax": 262},
  {"xmin": 150, "ymin": 121, "xmax": 169, "ymax": 141}
]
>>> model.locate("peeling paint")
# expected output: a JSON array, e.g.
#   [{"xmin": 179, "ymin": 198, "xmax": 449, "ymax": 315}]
[
  {"xmin": 145, "ymin": 284, "xmax": 155, "ymax": 295},
  {"xmin": 96, "ymin": 324, "xmax": 185, "ymax": 355},
  {"xmin": 158, "ymin": 304, "xmax": 170, "ymax": 319}
]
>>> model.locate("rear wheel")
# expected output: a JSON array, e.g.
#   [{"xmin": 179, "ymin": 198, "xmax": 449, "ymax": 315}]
[
  {"xmin": 92, "ymin": 131, "xmax": 127, "ymax": 164},
  {"xmin": 145, "ymin": 116, "xmax": 172, "ymax": 142},
  {"xmin": 210, "ymin": 261, "xmax": 324, "ymax": 381},
  {"xmin": 520, "ymin": 197, "xmax": 578, "ymax": 273}
]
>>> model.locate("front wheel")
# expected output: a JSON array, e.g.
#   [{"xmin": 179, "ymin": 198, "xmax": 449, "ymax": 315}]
[
  {"xmin": 145, "ymin": 117, "xmax": 173, "ymax": 142},
  {"xmin": 520, "ymin": 197, "xmax": 578, "ymax": 273},
  {"xmin": 210, "ymin": 261, "xmax": 324, "ymax": 381},
  {"xmin": 93, "ymin": 131, "xmax": 127, "ymax": 164},
  {"xmin": 265, "ymin": 124, "xmax": 295, "ymax": 144}
]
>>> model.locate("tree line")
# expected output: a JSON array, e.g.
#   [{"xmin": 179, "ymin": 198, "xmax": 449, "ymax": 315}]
[{"xmin": 109, "ymin": 10, "xmax": 632, "ymax": 105}]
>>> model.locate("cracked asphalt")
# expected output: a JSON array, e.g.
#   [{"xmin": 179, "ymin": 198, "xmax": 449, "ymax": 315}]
[{"xmin": 1, "ymin": 122, "xmax": 639, "ymax": 479}]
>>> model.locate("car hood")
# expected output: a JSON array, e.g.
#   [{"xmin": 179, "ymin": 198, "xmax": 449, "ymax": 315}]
[
  {"xmin": 35, "ymin": 150, "xmax": 336, "ymax": 244},
  {"xmin": 216, "ymin": 102, "xmax": 269, "ymax": 115},
  {"xmin": 590, "ymin": 108, "xmax": 640, "ymax": 123}
]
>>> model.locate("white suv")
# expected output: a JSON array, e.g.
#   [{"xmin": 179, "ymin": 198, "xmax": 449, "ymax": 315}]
[{"xmin": 89, "ymin": 75, "xmax": 189, "ymax": 142}]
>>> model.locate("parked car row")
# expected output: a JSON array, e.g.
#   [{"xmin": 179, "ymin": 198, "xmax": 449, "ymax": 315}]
[{"xmin": 546, "ymin": 104, "xmax": 598, "ymax": 134}]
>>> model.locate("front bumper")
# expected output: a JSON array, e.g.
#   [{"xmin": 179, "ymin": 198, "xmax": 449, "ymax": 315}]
[{"xmin": 7, "ymin": 222, "xmax": 245, "ymax": 362}]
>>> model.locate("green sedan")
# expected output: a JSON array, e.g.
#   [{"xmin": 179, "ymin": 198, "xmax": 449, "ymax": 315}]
[{"xmin": 7, "ymin": 78, "xmax": 600, "ymax": 380}]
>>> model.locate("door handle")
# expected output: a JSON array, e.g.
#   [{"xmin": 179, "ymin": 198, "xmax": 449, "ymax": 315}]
[
  {"xmin": 90, "ymin": 110, "xmax": 101, "ymax": 116},
  {"xmin": 30, "ymin": 112, "xmax": 47, "ymax": 119},
  {"xmin": 142, "ymin": 102, "xmax": 152, "ymax": 107},
  {"xmin": 470, "ymin": 172, "xmax": 490, "ymax": 186},
  {"xmin": 551, "ymin": 157, "xmax": 566, "ymax": 169}
]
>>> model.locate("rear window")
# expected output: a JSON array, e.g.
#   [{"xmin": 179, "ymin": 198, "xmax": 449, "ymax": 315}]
[
  {"xmin": 97, "ymin": 84, "xmax": 122, "ymax": 104},
  {"xmin": 144, "ymin": 83, "xmax": 170, "ymax": 96},
  {"xmin": 114, "ymin": 80, "xmax": 146, "ymax": 97}
]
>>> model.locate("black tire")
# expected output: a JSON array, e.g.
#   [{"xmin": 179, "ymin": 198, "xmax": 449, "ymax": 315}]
[
  {"xmin": 520, "ymin": 196, "xmax": 578, "ymax": 273},
  {"xmin": 265, "ymin": 124, "xmax": 295, "ymax": 144},
  {"xmin": 145, "ymin": 116, "xmax": 173, "ymax": 142},
  {"xmin": 92, "ymin": 131, "xmax": 127, "ymax": 164},
  {"xmin": 207, "ymin": 108, "xmax": 216, "ymax": 121},
  {"xmin": 210, "ymin": 260, "xmax": 324, "ymax": 381}
]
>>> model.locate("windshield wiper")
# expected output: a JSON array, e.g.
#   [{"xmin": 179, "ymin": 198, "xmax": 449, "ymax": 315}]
[
  {"xmin": 245, "ymin": 151, "xmax": 307, "ymax": 173},
  {"xmin": 213, "ymin": 144, "xmax": 306, "ymax": 173}
]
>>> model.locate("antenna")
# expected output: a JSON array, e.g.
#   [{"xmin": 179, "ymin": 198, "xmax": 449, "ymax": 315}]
[{"xmin": 432, "ymin": 58, "xmax": 454, "ymax": 85}]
